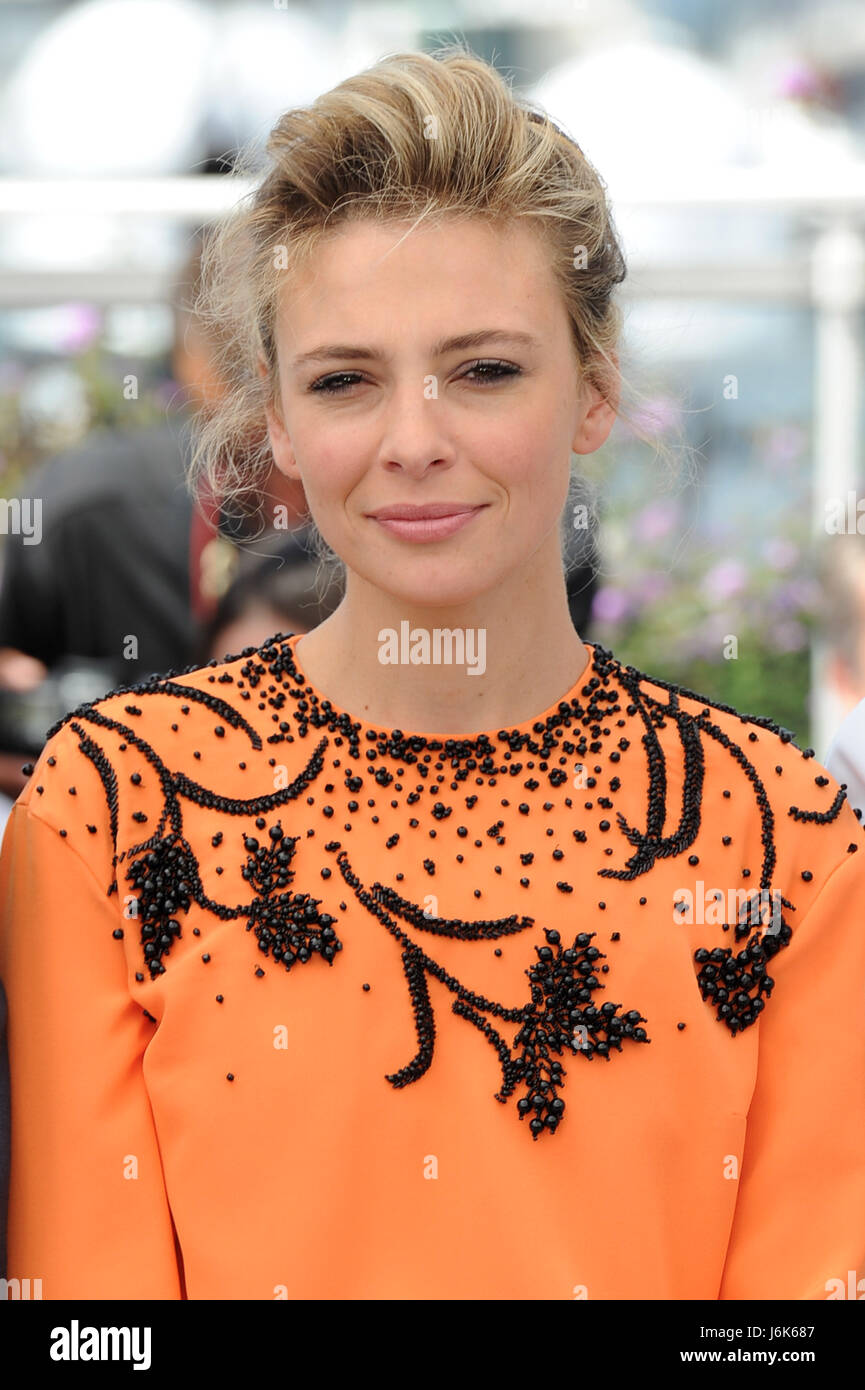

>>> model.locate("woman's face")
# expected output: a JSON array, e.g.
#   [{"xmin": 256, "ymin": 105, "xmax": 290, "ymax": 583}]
[{"xmin": 262, "ymin": 216, "xmax": 615, "ymax": 610}]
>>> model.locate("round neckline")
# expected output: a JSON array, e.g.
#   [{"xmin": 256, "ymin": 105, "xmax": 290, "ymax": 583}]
[{"xmin": 279, "ymin": 630, "xmax": 600, "ymax": 745}]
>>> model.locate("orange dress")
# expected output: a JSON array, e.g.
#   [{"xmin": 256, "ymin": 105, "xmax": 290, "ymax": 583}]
[{"xmin": 1, "ymin": 632, "xmax": 864, "ymax": 1300}]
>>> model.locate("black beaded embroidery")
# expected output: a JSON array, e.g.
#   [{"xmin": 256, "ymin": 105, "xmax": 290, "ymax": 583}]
[
  {"xmin": 333, "ymin": 853, "xmax": 649, "ymax": 1138},
  {"xmin": 37, "ymin": 633, "xmax": 858, "ymax": 1132},
  {"xmin": 241, "ymin": 823, "xmax": 341, "ymax": 970},
  {"xmin": 692, "ymin": 887, "xmax": 795, "ymax": 1036},
  {"xmin": 126, "ymin": 833, "xmax": 197, "ymax": 977}
]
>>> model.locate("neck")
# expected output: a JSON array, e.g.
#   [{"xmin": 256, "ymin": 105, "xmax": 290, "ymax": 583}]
[{"xmin": 292, "ymin": 543, "xmax": 590, "ymax": 735}]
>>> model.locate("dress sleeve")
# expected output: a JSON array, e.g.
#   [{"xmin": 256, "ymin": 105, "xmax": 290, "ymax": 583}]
[
  {"xmin": 718, "ymin": 844, "xmax": 865, "ymax": 1299},
  {"xmin": 0, "ymin": 801, "xmax": 183, "ymax": 1298}
]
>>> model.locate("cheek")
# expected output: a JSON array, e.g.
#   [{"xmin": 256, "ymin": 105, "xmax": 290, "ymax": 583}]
[
  {"xmin": 293, "ymin": 433, "xmax": 363, "ymax": 502},
  {"xmin": 490, "ymin": 429, "xmax": 567, "ymax": 505}
]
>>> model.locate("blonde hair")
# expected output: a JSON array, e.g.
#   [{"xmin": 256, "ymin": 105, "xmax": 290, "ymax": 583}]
[{"xmin": 188, "ymin": 42, "xmax": 688, "ymax": 592}]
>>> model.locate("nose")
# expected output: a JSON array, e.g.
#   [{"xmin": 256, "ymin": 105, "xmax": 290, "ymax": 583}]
[{"xmin": 378, "ymin": 376, "xmax": 453, "ymax": 476}]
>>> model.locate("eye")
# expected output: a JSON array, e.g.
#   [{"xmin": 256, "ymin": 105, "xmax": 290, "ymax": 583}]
[
  {"xmin": 462, "ymin": 359, "xmax": 521, "ymax": 385},
  {"xmin": 308, "ymin": 371, "xmax": 364, "ymax": 395}
]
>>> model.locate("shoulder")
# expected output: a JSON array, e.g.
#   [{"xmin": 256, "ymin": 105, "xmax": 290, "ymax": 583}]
[
  {"xmin": 598, "ymin": 644, "xmax": 864, "ymax": 882},
  {"xmin": 15, "ymin": 638, "xmax": 281, "ymax": 884}
]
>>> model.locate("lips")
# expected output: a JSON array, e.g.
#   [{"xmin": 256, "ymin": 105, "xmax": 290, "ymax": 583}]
[
  {"xmin": 368, "ymin": 503, "xmax": 488, "ymax": 543},
  {"xmin": 369, "ymin": 503, "xmax": 483, "ymax": 521}
]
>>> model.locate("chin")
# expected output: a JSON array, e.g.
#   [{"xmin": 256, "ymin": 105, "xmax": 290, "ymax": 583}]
[{"xmin": 375, "ymin": 570, "xmax": 498, "ymax": 611}]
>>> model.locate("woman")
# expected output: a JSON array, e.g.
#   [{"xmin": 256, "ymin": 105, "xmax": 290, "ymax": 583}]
[{"xmin": 1, "ymin": 46, "xmax": 863, "ymax": 1301}]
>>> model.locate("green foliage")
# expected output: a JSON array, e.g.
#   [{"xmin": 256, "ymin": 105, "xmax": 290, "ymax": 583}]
[{"xmin": 584, "ymin": 421, "xmax": 817, "ymax": 746}]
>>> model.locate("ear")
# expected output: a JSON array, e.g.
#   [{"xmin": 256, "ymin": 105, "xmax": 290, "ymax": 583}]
[
  {"xmin": 571, "ymin": 352, "xmax": 619, "ymax": 456},
  {"xmin": 258, "ymin": 357, "xmax": 302, "ymax": 481}
]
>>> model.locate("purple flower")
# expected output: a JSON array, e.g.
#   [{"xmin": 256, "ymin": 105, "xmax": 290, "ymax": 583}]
[
  {"xmin": 619, "ymin": 395, "xmax": 682, "ymax": 440},
  {"xmin": 690, "ymin": 612, "xmax": 735, "ymax": 661},
  {"xmin": 762, "ymin": 537, "xmax": 798, "ymax": 571},
  {"xmin": 634, "ymin": 571, "xmax": 673, "ymax": 602},
  {"xmin": 60, "ymin": 304, "xmax": 102, "ymax": 353},
  {"xmin": 701, "ymin": 559, "xmax": 747, "ymax": 603},
  {"xmin": 772, "ymin": 577, "xmax": 819, "ymax": 613},
  {"xmin": 634, "ymin": 500, "xmax": 680, "ymax": 544},
  {"xmin": 764, "ymin": 424, "xmax": 805, "ymax": 471},
  {"xmin": 769, "ymin": 620, "xmax": 808, "ymax": 653},
  {"xmin": 774, "ymin": 61, "xmax": 824, "ymax": 102},
  {"xmin": 591, "ymin": 586, "xmax": 632, "ymax": 624}
]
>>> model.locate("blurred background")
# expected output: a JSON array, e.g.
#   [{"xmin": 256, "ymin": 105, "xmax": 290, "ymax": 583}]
[{"xmin": 1, "ymin": 0, "xmax": 865, "ymax": 830}]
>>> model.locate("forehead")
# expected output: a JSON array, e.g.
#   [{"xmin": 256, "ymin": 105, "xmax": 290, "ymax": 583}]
[{"xmin": 274, "ymin": 217, "xmax": 561, "ymax": 337}]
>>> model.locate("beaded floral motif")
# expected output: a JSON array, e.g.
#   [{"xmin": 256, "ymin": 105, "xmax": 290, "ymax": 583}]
[
  {"xmin": 126, "ymin": 832, "xmax": 196, "ymax": 976},
  {"xmin": 690, "ymin": 887, "xmax": 795, "ymax": 1035},
  {"xmin": 124, "ymin": 819, "xmax": 342, "ymax": 981},
  {"xmin": 242, "ymin": 823, "xmax": 342, "ymax": 971},
  {"xmin": 33, "ymin": 635, "xmax": 856, "ymax": 1135},
  {"xmin": 333, "ymin": 855, "xmax": 649, "ymax": 1137}
]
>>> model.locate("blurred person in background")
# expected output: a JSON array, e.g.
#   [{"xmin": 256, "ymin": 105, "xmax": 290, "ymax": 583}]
[
  {"xmin": 0, "ymin": 236, "xmax": 312, "ymax": 818},
  {"xmin": 819, "ymin": 525, "xmax": 865, "ymax": 821},
  {"xmin": 199, "ymin": 551, "xmax": 343, "ymax": 665}
]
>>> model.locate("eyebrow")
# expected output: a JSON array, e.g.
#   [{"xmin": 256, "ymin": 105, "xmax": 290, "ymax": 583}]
[{"xmin": 290, "ymin": 329, "xmax": 542, "ymax": 369}]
